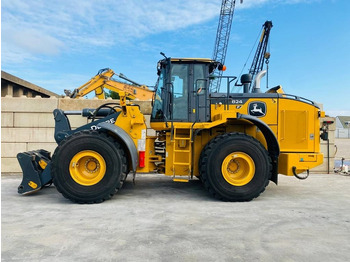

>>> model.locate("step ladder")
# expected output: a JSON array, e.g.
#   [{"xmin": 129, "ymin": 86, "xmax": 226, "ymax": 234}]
[{"xmin": 171, "ymin": 127, "xmax": 192, "ymax": 182}]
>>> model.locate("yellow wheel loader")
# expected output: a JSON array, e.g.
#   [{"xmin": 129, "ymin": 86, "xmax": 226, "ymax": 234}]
[{"xmin": 17, "ymin": 56, "xmax": 327, "ymax": 203}]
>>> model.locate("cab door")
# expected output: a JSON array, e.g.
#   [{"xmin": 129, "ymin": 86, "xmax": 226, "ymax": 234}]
[
  {"xmin": 189, "ymin": 63, "xmax": 210, "ymax": 123},
  {"xmin": 170, "ymin": 63, "xmax": 189, "ymax": 121},
  {"xmin": 169, "ymin": 62, "xmax": 209, "ymax": 123}
]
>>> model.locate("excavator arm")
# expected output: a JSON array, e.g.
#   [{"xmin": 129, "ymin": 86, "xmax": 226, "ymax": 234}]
[
  {"xmin": 68, "ymin": 68, "xmax": 153, "ymax": 100},
  {"xmin": 101, "ymin": 80, "xmax": 153, "ymax": 100},
  {"xmin": 69, "ymin": 68, "xmax": 114, "ymax": 99}
]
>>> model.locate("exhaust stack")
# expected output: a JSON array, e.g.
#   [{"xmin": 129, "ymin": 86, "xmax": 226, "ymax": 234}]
[{"xmin": 252, "ymin": 70, "xmax": 266, "ymax": 93}]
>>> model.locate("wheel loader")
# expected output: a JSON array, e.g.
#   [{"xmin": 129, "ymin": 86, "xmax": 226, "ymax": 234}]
[{"xmin": 17, "ymin": 56, "xmax": 327, "ymax": 203}]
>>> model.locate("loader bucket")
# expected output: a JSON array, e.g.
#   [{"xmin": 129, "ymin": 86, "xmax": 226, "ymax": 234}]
[{"xmin": 17, "ymin": 150, "xmax": 53, "ymax": 195}]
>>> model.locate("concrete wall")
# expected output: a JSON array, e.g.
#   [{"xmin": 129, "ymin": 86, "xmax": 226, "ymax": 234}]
[
  {"xmin": 310, "ymin": 117, "xmax": 336, "ymax": 173},
  {"xmin": 334, "ymin": 138, "xmax": 350, "ymax": 160},
  {"xmin": 1, "ymin": 96, "xmax": 335, "ymax": 174},
  {"xmin": 1, "ymin": 96, "xmax": 152, "ymax": 173}
]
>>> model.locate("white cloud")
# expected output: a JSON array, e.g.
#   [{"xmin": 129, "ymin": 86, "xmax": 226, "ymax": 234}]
[
  {"xmin": 5, "ymin": 28, "xmax": 64, "ymax": 55},
  {"xmin": 2, "ymin": 0, "xmax": 221, "ymax": 62},
  {"xmin": 1, "ymin": 0, "xmax": 320, "ymax": 65}
]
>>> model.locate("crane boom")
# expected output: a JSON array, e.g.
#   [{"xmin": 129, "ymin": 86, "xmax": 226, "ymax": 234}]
[
  {"xmin": 210, "ymin": 0, "xmax": 241, "ymax": 93},
  {"xmin": 249, "ymin": 20, "xmax": 273, "ymax": 89}
]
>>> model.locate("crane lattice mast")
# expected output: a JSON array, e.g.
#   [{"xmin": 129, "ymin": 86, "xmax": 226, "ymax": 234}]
[
  {"xmin": 249, "ymin": 20, "xmax": 273, "ymax": 90},
  {"xmin": 210, "ymin": 0, "xmax": 241, "ymax": 93}
]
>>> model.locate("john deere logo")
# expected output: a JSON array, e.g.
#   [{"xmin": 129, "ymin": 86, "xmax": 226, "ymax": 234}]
[{"xmin": 248, "ymin": 102, "xmax": 266, "ymax": 117}]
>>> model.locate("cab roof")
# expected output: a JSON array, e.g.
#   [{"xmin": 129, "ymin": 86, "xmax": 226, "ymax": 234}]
[{"xmin": 170, "ymin": 58, "xmax": 216, "ymax": 63}]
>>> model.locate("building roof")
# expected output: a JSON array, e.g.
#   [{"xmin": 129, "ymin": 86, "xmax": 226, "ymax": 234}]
[
  {"xmin": 337, "ymin": 116, "xmax": 350, "ymax": 128},
  {"xmin": 1, "ymin": 71, "xmax": 59, "ymax": 98}
]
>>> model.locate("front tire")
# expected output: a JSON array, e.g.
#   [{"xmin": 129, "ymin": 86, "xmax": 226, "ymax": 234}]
[
  {"xmin": 199, "ymin": 133, "xmax": 271, "ymax": 201},
  {"xmin": 52, "ymin": 130, "xmax": 127, "ymax": 203}
]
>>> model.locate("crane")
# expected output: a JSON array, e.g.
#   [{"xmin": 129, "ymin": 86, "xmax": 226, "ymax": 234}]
[
  {"xmin": 65, "ymin": 68, "xmax": 154, "ymax": 100},
  {"xmin": 210, "ymin": 0, "xmax": 242, "ymax": 93},
  {"xmin": 248, "ymin": 20, "xmax": 273, "ymax": 91}
]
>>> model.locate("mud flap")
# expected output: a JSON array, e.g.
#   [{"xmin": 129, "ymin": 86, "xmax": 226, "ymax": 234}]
[{"xmin": 17, "ymin": 150, "xmax": 52, "ymax": 195}]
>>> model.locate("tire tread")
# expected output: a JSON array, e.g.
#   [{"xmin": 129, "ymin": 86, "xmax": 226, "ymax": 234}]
[
  {"xmin": 52, "ymin": 130, "xmax": 127, "ymax": 204},
  {"xmin": 199, "ymin": 132, "xmax": 272, "ymax": 201}
]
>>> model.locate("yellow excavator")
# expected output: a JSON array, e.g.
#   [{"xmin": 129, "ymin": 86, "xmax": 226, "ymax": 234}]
[{"xmin": 64, "ymin": 68, "xmax": 154, "ymax": 100}]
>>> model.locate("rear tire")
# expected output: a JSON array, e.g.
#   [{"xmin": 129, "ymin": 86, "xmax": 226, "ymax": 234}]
[
  {"xmin": 52, "ymin": 130, "xmax": 127, "ymax": 203},
  {"xmin": 199, "ymin": 133, "xmax": 271, "ymax": 201}
]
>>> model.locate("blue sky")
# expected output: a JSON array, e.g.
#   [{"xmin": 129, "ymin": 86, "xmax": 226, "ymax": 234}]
[{"xmin": 2, "ymin": 0, "xmax": 349, "ymax": 116}]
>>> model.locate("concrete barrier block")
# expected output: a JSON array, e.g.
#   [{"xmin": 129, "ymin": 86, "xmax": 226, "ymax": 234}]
[
  {"xmin": 2, "ymin": 128, "xmax": 55, "ymax": 143},
  {"xmin": 1, "ymin": 157, "xmax": 22, "ymax": 173},
  {"xmin": 320, "ymin": 117, "xmax": 336, "ymax": 131},
  {"xmin": 1, "ymin": 143, "xmax": 27, "ymax": 158},
  {"xmin": 334, "ymin": 138, "xmax": 350, "ymax": 159},
  {"xmin": 147, "ymin": 129, "xmax": 156, "ymax": 137},
  {"xmin": 1, "ymin": 112, "xmax": 14, "ymax": 127},
  {"xmin": 67, "ymin": 115, "xmax": 88, "ymax": 129},
  {"xmin": 132, "ymin": 101, "xmax": 152, "ymax": 114},
  {"xmin": 1, "ymin": 97, "xmax": 58, "ymax": 113},
  {"xmin": 310, "ymin": 157, "xmax": 334, "ymax": 173},
  {"xmin": 328, "ymin": 131, "xmax": 335, "ymax": 143},
  {"xmin": 14, "ymin": 113, "xmax": 55, "ymax": 128},
  {"xmin": 58, "ymin": 98, "xmax": 116, "ymax": 111},
  {"xmin": 13, "ymin": 112, "xmax": 88, "ymax": 129},
  {"xmin": 144, "ymin": 115, "xmax": 151, "ymax": 128},
  {"xmin": 57, "ymin": 98, "xmax": 152, "ymax": 114},
  {"xmin": 320, "ymin": 143, "xmax": 336, "ymax": 158}
]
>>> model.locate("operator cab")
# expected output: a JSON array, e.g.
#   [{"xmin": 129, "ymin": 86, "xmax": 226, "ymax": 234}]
[{"xmin": 151, "ymin": 57, "xmax": 223, "ymax": 123}]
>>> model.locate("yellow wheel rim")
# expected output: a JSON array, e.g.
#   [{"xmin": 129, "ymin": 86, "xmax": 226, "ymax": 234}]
[
  {"xmin": 221, "ymin": 152, "xmax": 255, "ymax": 186},
  {"xmin": 69, "ymin": 150, "xmax": 106, "ymax": 186}
]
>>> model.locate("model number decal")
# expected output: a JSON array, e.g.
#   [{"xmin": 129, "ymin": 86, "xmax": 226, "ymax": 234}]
[
  {"xmin": 231, "ymin": 100, "xmax": 243, "ymax": 104},
  {"xmin": 90, "ymin": 118, "xmax": 116, "ymax": 130}
]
